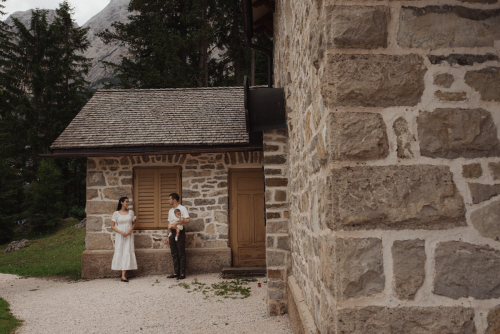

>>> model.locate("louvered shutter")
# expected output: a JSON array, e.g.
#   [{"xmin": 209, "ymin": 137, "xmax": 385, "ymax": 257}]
[
  {"xmin": 159, "ymin": 168, "xmax": 181, "ymax": 228},
  {"xmin": 133, "ymin": 167, "xmax": 181, "ymax": 229},
  {"xmin": 134, "ymin": 169, "xmax": 157, "ymax": 229}
]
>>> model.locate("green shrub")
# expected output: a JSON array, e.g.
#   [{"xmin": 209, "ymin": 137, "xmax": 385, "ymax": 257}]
[{"xmin": 68, "ymin": 206, "xmax": 86, "ymax": 221}]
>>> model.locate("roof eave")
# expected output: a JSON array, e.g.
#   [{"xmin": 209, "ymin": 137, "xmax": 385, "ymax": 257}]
[{"xmin": 40, "ymin": 143, "xmax": 263, "ymax": 158}]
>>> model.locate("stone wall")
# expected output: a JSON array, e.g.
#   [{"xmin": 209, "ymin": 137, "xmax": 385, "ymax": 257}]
[
  {"xmin": 274, "ymin": 0, "xmax": 500, "ymax": 332},
  {"xmin": 85, "ymin": 152, "xmax": 262, "ymax": 251},
  {"xmin": 263, "ymin": 129, "xmax": 291, "ymax": 316}
]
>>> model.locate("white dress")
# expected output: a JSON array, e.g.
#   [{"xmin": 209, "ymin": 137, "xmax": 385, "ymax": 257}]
[{"xmin": 111, "ymin": 210, "xmax": 138, "ymax": 271}]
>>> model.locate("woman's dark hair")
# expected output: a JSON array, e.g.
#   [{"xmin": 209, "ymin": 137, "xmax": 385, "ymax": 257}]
[
  {"xmin": 117, "ymin": 197, "xmax": 128, "ymax": 211},
  {"xmin": 169, "ymin": 193, "xmax": 180, "ymax": 202}
]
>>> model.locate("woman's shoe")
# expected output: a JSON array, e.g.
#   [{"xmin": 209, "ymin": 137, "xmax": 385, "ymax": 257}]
[{"xmin": 121, "ymin": 278, "xmax": 129, "ymax": 282}]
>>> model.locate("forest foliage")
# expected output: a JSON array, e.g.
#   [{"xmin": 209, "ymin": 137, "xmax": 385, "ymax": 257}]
[{"xmin": 0, "ymin": 0, "xmax": 271, "ymax": 243}]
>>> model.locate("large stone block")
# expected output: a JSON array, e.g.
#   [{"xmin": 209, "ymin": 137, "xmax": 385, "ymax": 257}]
[
  {"xmin": 86, "ymin": 188, "xmax": 98, "ymax": 200},
  {"xmin": 85, "ymin": 201, "xmax": 117, "ymax": 215},
  {"xmin": 325, "ymin": 54, "xmax": 426, "ymax": 107},
  {"xmin": 184, "ymin": 218, "xmax": 204, "ymax": 232},
  {"xmin": 134, "ymin": 234, "xmax": 152, "ymax": 249},
  {"xmin": 327, "ymin": 112, "xmax": 389, "ymax": 161},
  {"xmin": 86, "ymin": 233, "xmax": 113, "ymax": 250},
  {"xmin": 429, "ymin": 53, "xmax": 499, "ymax": 66},
  {"xmin": 398, "ymin": 6, "xmax": 500, "ymax": 48},
  {"xmin": 337, "ymin": 306, "xmax": 476, "ymax": 334},
  {"xmin": 418, "ymin": 108, "xmax": 500, "ymax": 159},
  {"xmin": 267, "ymin": 250, "xmax": 286, "ymax": 266},
  {"xmin": 87, "ymin": 171, "xmax": 106, "ymax": 187},
  {"xmin": 81, "ymin": 248, "xmax": 231, "ymax": 278},
  {"xmin": 468, "ymin": 183, "xmax": 500, "ymax": 204},
  {"xmin": 490, "ymin": 162, "xmax": 500, "ymax": 180},
  {"xmin": 321, "ymin": 237, "xmax": 385, "ymax": 301},
  {"xmin": 338, "ymin": 238, "xmax": 384, "ymax": 301},
  {"xmin": 470, "ymin": 200, "xmax": 500, "ymax": 242},
  {"xmin": 326, "ymin": 6, "xmax": 390, "ymax": 49},
  {"xmin": 86, "ymin": 216, "xmax": 103, "ymax": 232},
  {"xmin": 465, "ymin": 67, "xmax": 500, "ymax": 102},
  {"xmin": 434, "ymin": 241, "xmax": 500, "ymax": 299},
  {"xmin": 103, "ymin": 187, "xmax": 132, "ymax": 200},
  {"xmin": 327, "ymin": 165, "xmax": 466, "ymax": 230},
  {"xmin": 392, "ymin": 239, "xmax": 426, "ymax": 300},
  {"xmin": 462, "ymin": 164, "xmax": 482, "ymax": 179},
  {"xmin": 434, "ymin": 73, "xmax": 454, "ymax": 88},
  {"xmin": 435, "ymin": 90, "xmax": 467, "ymax": 102},
  {"xmin": 486, "ymin": 306, "xmax": 500, "ymax": 334}
]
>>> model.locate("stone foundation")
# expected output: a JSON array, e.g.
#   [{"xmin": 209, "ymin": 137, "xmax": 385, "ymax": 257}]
[{"xmin": 82, "ymin": 248, "xmax": 231, "ymax": 279}]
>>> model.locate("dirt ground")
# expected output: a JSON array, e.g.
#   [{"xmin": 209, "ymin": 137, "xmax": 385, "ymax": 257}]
[{"xmin": 0, "ymin": 273, "xmax": 292, "ymax": 334}]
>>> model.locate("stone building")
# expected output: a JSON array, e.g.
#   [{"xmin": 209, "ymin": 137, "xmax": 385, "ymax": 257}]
[
  {"xmin": 48, "ymin": 87, "xmax": 291, "ymax": 315},
  {"xmin": 247, "ymin": 0, "xmax": 500, "ymax": 332},
  {"xmin": 48, "ymin": 0, "xmax": 500, "ymax": 331}
]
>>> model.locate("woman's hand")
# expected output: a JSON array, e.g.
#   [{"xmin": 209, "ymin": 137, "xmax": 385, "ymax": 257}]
[{"xmin": 120, "ymin": 231, "xmax": 127, "ymax": 237}]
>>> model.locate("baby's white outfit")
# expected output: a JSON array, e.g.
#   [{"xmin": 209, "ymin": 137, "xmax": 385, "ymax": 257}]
[
  {"xmin": 168, "ymin": 217, "xmax": 183, "ymax": 240},
  {"xmin": 111, "ymin": 210, "xmax": 138, "ymax": 271}
]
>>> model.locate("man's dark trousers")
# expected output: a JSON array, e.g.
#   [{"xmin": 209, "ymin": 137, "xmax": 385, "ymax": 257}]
[{"xmin": 169, "ymin": 229, "xmax": 186, "ymax": 275}]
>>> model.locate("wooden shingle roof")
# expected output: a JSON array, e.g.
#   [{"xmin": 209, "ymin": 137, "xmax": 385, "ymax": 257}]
[{"xmin": 51, "ymin": 87, "xmax": 249, "ymax": 150}]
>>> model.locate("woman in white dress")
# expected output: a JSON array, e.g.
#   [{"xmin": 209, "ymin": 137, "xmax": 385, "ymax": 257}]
[{"xmin": 110, "ymin": 197, "xmax": 137, "ymax": 282}]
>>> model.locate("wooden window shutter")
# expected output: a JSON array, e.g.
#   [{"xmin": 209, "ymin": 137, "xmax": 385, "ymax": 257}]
[
  {"xmin": 133, "ymin": 167, "xmax": 181, "ymax": 229},
  {"xmin": 158, "ymin": 168, "xmax": 181, "ymax": 229}
]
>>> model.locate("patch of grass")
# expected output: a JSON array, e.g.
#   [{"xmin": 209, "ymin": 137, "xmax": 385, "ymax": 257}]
[
  {"xmin": 0, "ymin": 298, "xmax": 22, "ymax": 334},
  {"xmin": 0, "ymin": 218, "xmax": 85, "ymax": 280},
  {"xmin": 175, "ymin": 277, "xmax": 257, "ymax": 300}
]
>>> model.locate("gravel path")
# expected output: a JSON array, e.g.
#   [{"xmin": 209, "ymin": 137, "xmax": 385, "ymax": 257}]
[{"xmin": 0, "ymin": 273, "xmax": 291, "ymax": 334}]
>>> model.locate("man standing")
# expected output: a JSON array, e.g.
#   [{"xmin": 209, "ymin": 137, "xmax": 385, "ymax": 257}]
[{"xmin": 166, "ymin": 193, "xmax": 190, "ymax": 280}]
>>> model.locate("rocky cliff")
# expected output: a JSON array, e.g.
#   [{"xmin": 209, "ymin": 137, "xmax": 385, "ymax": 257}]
[{"xmin": 3, "ymin": 0, "xmax": 131, "ymax": 89}]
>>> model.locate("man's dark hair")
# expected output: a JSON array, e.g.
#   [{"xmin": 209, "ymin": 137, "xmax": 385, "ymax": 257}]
[{"xmin": 169, "ymin": 193, "xmax": 180, "ymax": 202}]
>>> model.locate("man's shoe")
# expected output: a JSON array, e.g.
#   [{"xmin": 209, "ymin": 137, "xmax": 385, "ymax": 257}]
[
  {"xmin": 177, "ymin": 274, "xmax": 186, "ymax": 280},
  {"xmin": 167, "ymin": 274, "xmax": 179, "ymax": 278}
]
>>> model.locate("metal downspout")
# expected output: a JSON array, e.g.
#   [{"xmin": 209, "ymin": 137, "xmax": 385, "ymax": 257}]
[{"xmin": 242, "ymin": 0, "xmax": 273, "ymax": 88}]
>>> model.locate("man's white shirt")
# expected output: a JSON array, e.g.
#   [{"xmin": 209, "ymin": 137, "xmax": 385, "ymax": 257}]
[{"xmin": 168, "ymin": 204, "xmax": 189, "ymax": 226}]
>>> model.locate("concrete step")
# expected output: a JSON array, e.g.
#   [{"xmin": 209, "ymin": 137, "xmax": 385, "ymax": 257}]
[{"xmin": 222, "ymin": 267, "xmax": 267, "ymax": 278}]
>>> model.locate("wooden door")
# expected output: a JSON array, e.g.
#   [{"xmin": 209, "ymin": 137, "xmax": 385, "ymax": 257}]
[{"xmin": 229, "ymin": 169, "xmax": 266, "ymax": 267}]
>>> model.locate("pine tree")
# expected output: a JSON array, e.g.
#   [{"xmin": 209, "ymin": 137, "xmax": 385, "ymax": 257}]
[
  {"xmin": 98, "ymin": 0, "xmax": 219, "ymax": 89},
  {"xmin": 0, "ymin": 3, "xmax": 91, "ymax": 233},
  {"xmin": 0, "ymin": 159, "xmax": 24, "ymax": 243},
  {"xmin": 24, "ymin": 159, "xmax": 65, "ymax": 233}
]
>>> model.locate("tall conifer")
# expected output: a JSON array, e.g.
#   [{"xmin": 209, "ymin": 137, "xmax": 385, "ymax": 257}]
[{"xmin": 0, "ymin": 3, "xmax": 91, "ymax": 234}]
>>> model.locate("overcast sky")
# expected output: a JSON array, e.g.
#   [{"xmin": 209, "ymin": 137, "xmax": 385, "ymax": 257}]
[{"xmin": 1, "ymin": 0, "xmax": 110, "ymax": 26}]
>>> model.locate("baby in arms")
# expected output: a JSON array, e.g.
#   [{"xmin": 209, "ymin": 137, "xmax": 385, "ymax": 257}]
[{"xmin": 167, "ymin": 209, "xmax": 183, "ymax": 241}]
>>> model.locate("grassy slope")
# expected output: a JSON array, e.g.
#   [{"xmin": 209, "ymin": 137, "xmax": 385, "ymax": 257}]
[
  {"xmin": 0, "ymin": 298, "xmax": 21, "ymax": 334},
  {"xmin": 0, "ymin": 218, "xmax": 86, "ymax": 280},
  {"xmin": 0, "ymin": 219, "xmax": 86, "ymax": 333}
]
